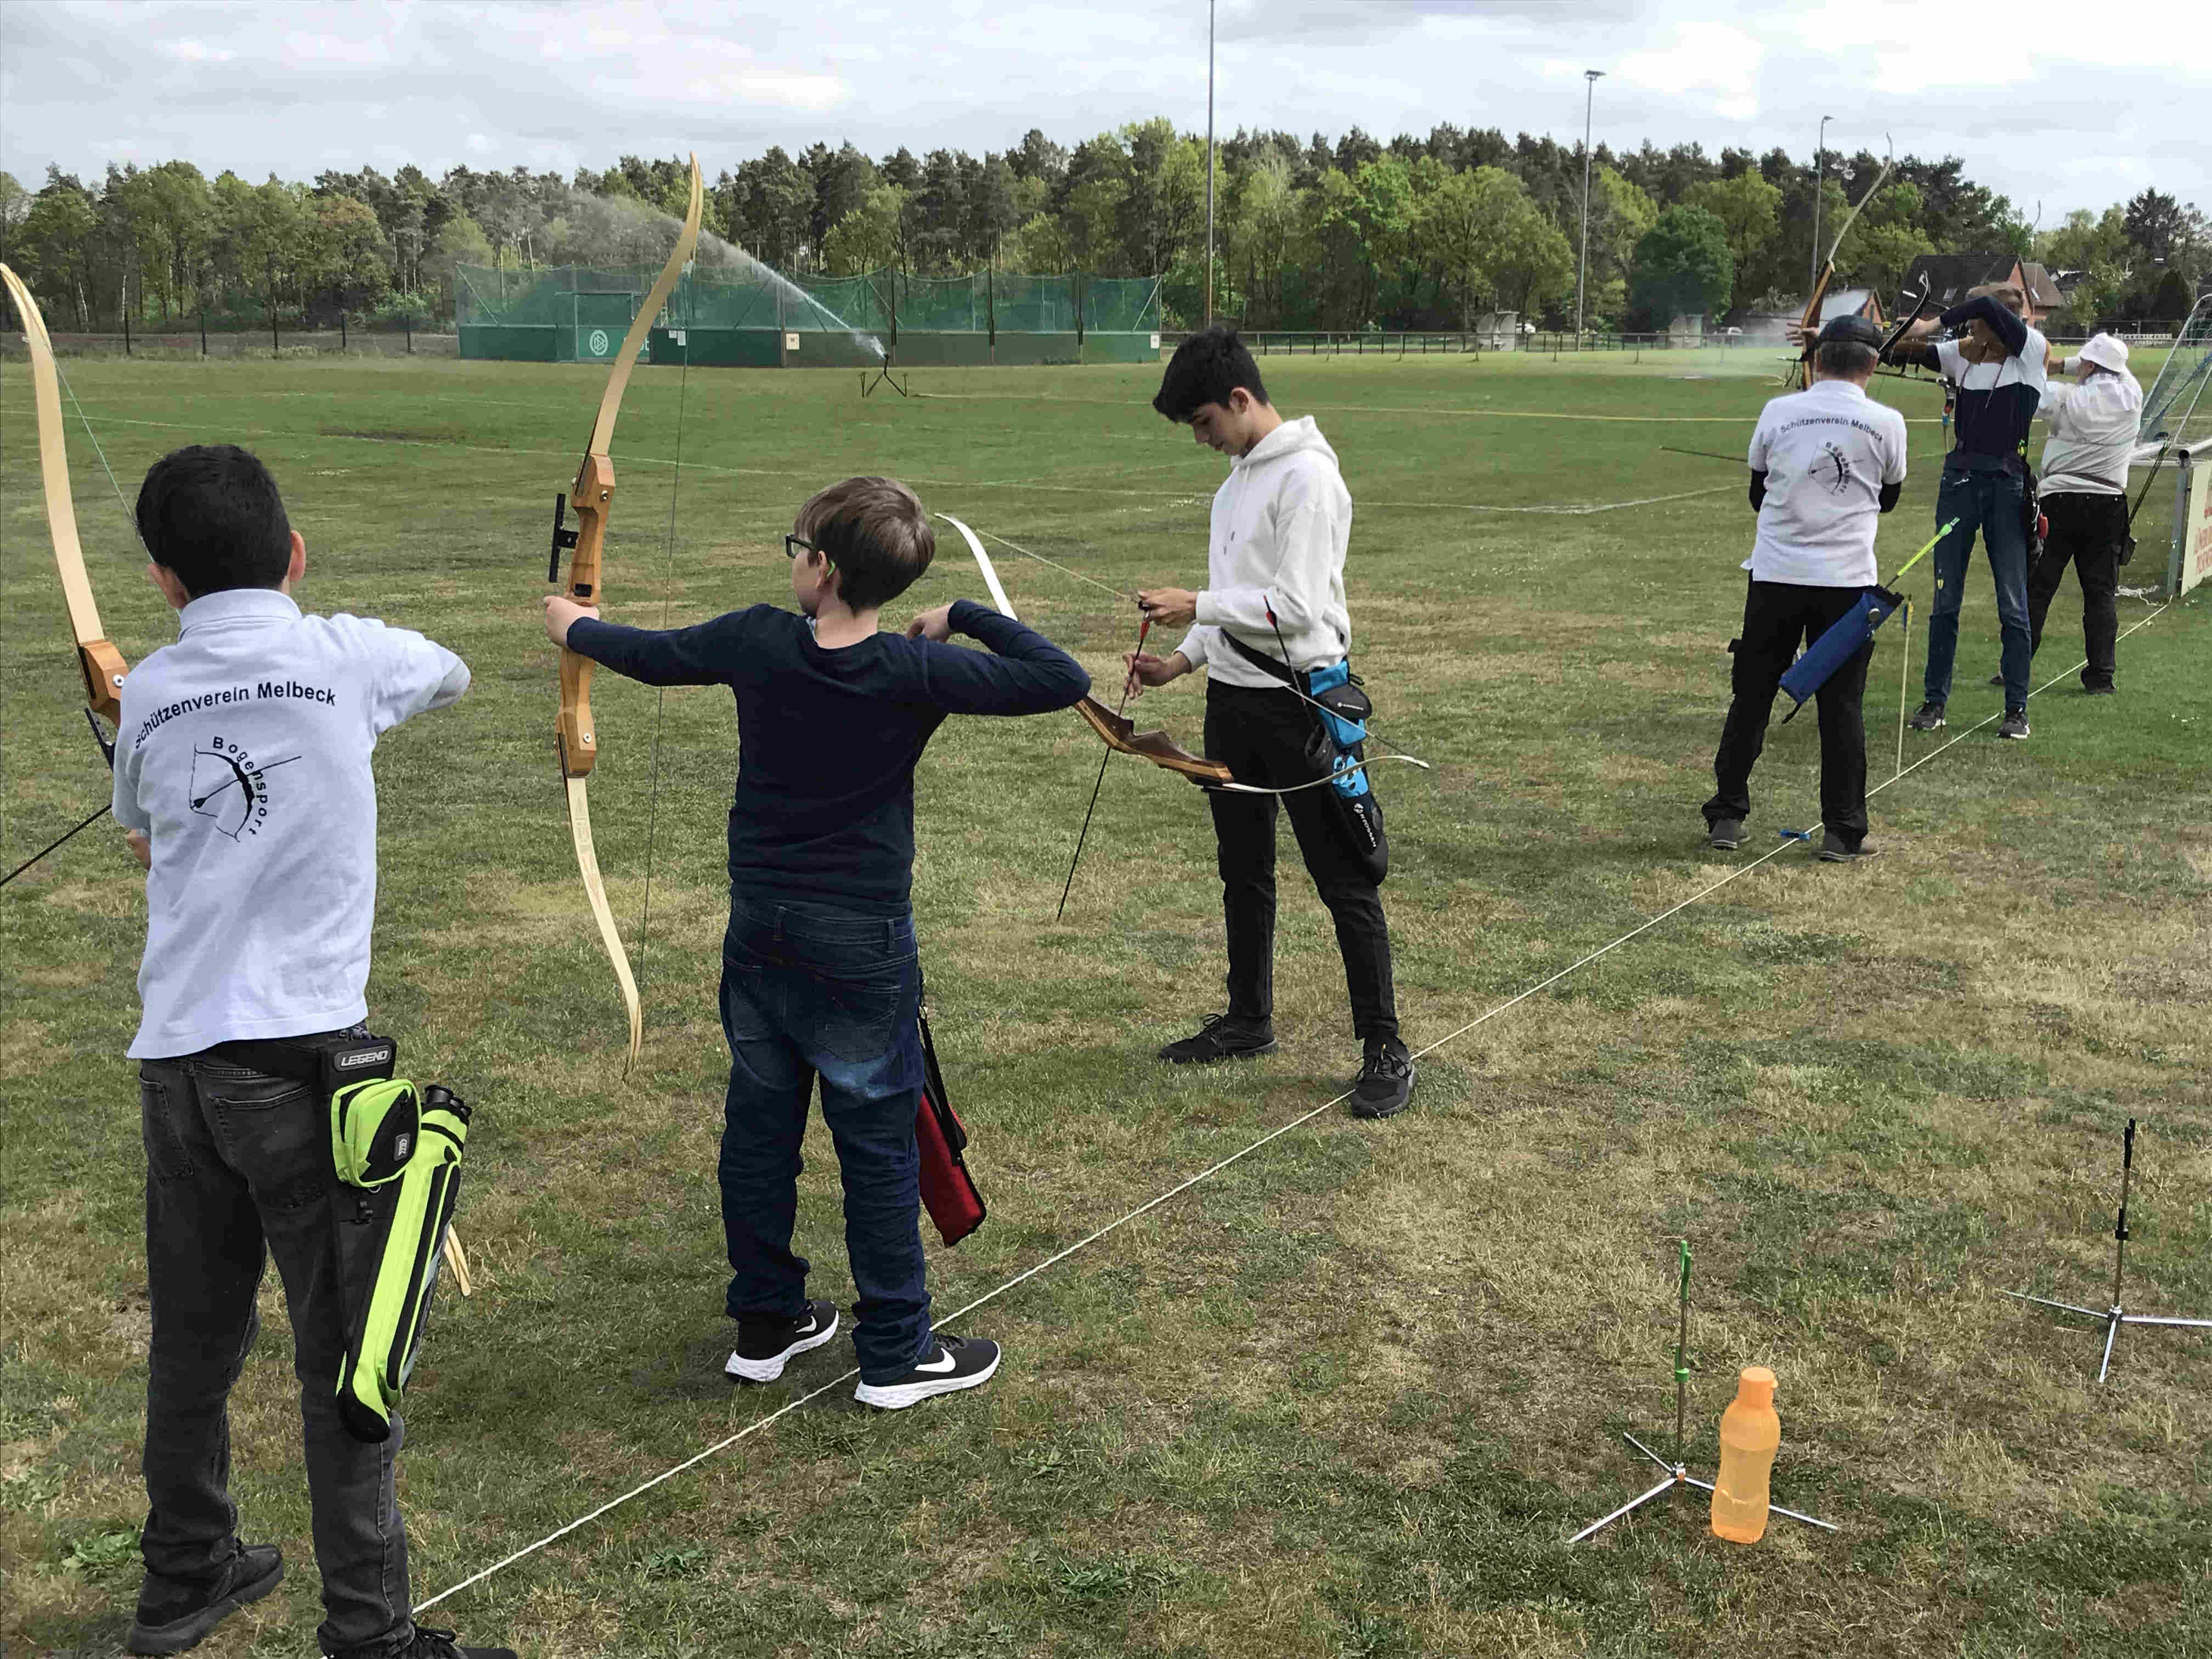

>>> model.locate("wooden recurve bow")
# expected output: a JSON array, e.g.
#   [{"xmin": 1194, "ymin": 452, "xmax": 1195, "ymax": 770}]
[
  {"xmin": 2, "ymin": 263, "xmax": 131, "ymax": 750},
  {"xmin": 546, "ymin": 155, "xmax": 703, "ymax": 1066},
  {"xmin": 1791, "ymin": 135, "xmax": 1895, "ymax": 388}
]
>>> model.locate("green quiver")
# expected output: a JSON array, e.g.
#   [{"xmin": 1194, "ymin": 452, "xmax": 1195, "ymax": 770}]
[{"xmin": 334, "ymin": 1084, "xmax": 470, "ymax": 1442}]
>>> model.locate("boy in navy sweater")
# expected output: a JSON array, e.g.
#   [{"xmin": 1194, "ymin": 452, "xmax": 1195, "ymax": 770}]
[{"xmin": 543, "ymin": 477, "xmax": 1086, "ymax": 1408}]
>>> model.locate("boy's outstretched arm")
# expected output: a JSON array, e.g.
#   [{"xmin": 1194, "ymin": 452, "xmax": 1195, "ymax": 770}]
[
  {"xmin": 912, "ymin": 599, "xmax": 1089, "ymax": 714},
  {"xmin": 544, "ymin": 595, "xmax": 752, "ymax": 687}
]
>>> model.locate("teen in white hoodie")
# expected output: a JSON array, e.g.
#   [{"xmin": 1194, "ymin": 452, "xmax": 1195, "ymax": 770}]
[{"xmin": 1124, "ymin": 328, "xmax": 1412, "ymax": 1118}]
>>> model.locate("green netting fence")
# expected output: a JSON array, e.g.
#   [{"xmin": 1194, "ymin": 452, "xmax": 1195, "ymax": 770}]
[{"xmin": 457, "ymin": 263, "xmax": 1163, "ymax": 368}]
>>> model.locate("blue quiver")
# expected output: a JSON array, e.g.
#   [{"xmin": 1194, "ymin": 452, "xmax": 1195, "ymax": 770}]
[
  {"xmin": 1307, "ymin": 661, "xmax": 1374, "ymax": 799},
  {"xmin": 1778, "ymin": 585, "xmax": 1901, "ymax": 723}
]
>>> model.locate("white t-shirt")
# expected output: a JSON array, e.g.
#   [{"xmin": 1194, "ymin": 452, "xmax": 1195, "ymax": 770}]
[
  {"xmin": 114, "ymin": 589, "xmax": 467, "ymax": 1058},
  {"xmin": 1743, "ymin": 378, "xmax": 1910, "ymax": 587}
]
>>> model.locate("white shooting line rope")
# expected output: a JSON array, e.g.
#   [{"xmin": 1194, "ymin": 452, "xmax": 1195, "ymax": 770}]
[{"xmin": 416, "ymin": 599, "xmax": 2179, "ymax": 1613}]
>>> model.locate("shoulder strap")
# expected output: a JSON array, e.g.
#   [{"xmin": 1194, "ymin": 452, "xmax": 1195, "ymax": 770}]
[{"xmin": 1218, "ymin": 627, "xmax": 1301, "ymax": 687}]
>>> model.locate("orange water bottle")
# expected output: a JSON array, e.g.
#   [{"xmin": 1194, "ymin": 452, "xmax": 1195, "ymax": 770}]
[{"xmin": 1709, "ymin": 1365, "xmax": 1780, "ymax": 1543}]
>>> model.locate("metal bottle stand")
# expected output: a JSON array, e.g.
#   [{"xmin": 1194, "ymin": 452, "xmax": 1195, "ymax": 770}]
[
  {"xmin": 2001, "ymin": 1119, "xmax": 2211, "ymax": 1383},
  {"xmin": 1571, "ymin": 1240, "xmax": 1838, "ymax": 1543}
]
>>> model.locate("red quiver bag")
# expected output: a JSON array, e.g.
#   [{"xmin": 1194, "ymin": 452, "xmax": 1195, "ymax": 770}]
[{"xmin": 915, "ymin": 1008, "xmax": 985, "ymax": 1246}]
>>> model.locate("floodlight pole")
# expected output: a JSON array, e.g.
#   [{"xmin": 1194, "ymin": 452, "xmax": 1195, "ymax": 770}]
[
  {"xmin": 1205, "ymin": 0, "xmax": 1216, "ymax": 328},
  {"xmin": 1574, "ymin": 70, "xmax": 1604, "ymax": 342},
  {"xmin": 1809, "ymin": 115, "xmax": 1832, "ymax": 294}
]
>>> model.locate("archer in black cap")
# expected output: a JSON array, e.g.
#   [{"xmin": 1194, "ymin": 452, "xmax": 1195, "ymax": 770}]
[
  {"xmin": 1815, "ymin": 314, "xmax": 1885, "ymax": 350},
  {"xmin": 1700, "ymin": 297, "xmax": 1910, "ymax": 865}
]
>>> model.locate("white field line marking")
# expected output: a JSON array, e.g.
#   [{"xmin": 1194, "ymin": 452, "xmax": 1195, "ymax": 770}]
[
  {"xmin": 912, "ymin": 390, "xmax": 1951, "ymax": 426},
  {"xmin": 417, "ymin": 597, "xmax": 2179, "ymax": 1611},
  {"xmin": 19, "ymin": 408, "xmax": 1748, "ymax": 516}
]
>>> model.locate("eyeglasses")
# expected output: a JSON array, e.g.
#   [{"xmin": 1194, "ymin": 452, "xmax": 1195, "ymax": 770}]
[{"xmin": 784, "ymin": 533, "xmax": 816, "ymax": 560}]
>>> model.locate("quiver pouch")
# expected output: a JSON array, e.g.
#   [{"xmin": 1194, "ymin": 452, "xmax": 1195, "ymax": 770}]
[
  {"xmin": 333, "ymin": 1084, "xmax": 470, "ymax": 1442},
  {"xmin": 1305, "ymin": 662, "xmax": 1389, "ymax": 884},
  {"xmin": 916, "ymin": 1008, "xmax": 985, "ymax": 1246}
]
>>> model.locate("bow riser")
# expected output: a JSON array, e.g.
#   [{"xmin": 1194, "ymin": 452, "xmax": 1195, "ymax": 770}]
[
  {"xmin": 554, "ymin": 452, "xmax": 617, "ymax": 781},
  {"xmin": 1073, "ymin": 695, "xmax": 1233, "ymax": 785}
]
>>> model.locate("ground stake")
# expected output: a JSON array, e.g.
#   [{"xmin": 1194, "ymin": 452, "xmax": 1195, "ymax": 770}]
[
  {"xmin": 1570, "ymin": 1240, "xmax": 1838, "ymax": 1543},
  {"xmin": 2000, "ymin": 1119, "xmax": 2211, "ymax": 1383}
]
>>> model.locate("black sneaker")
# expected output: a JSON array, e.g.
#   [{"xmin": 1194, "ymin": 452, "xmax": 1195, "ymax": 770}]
[
  {"xmin": 1907, "ymin": 700, "xmax": 1946, "ymax": 731},
  {"xmin": 853, "ymin": 1333, "xmax": 1001, "ymax": 1410},
  {"xmin": 331, "ymin": 1630, "xmax": 518, "ymax": 1659},
  {"xmin": 1157, "ymin": 1013, "xmax": 1277, "ymax": 1065},
  {"xmin": 725, "ymin": 1299, "xmax": 839, "ymax": 1383},
  {"xmin": 1816, "ymin": 831, "xmax": 1877, "ymax": 863},
  {"xmin": 128, "ymin": 1543, "xmax": 283, "ymax": 1655},
  {"xmin": 2083, "ymin": 682, "xmax": 2115, "ymax": 696},
  {"xmin": 1706, "ymin": 817, "xmax": 1743, "ymax": 851},
  {"xmin": 1999, "ymin": 708, "xmax": 2032, "ymax": 740},
  {"xmin": 1350, "ymin": 1039, "xmax": 1415, "ymax": 1119},
  {"xmin": 1987, "ymin": 673, "xmax": 2005, "ymax": 687}
]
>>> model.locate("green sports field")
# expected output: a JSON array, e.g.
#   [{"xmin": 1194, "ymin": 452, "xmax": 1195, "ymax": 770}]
[{"xmin": 3, "ymin": 346, "xmax": 2207, "ymax": 1657}]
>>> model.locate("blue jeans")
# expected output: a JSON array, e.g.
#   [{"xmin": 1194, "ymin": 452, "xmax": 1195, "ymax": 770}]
[
  {"xmin": 717, "ymin": 894, "xmax": 930, "ymax": 1384},
  {"xmin": 1925, "ymin": 464, "xmax": 2033, "ymax": 709},
  {"xmin": 137, "ymin": 1050, "xmax": 415, "ymax": 1658}
]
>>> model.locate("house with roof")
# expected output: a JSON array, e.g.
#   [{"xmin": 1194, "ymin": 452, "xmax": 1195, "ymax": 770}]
[{"xmin": 1900, "ymin": 253, "xmax": 2062, "ymax": 323}]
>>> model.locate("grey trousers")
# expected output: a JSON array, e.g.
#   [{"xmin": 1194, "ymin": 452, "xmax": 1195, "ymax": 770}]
[{"xmin": 138, "ymin": 1049, "xmax": 416, "ymax": 1658}]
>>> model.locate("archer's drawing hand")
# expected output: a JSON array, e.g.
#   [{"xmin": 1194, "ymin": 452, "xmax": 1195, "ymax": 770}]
[
  {"xmin": 126, "ymin": 829, "xmax": 151, "ymax": 870},
  {"xmin": 905, "ymin": 603, "xmax": 956, "ymax": 642},
  {"xmin": 543, "ymin": 594, "xmax": 598, "ymax": 647},
  {"xmin": 1122, "ymin": 649, "xmax": 1188, "ymax": 702},
  {"xmin": 1136, "ymin": 587, "xmax": 1198, "ymax": 630}
]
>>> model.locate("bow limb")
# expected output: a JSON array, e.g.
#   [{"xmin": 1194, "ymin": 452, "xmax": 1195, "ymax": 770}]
[
  {"xmin": 937, "ymin": 515, "xmax": 1016, "ymax": 618},
  {"xmin": 2, "ymin": 263, "xmax": 131, "ymax": 742},
  {"xmin": 549, "ymin": 156, "xmax": 703, "ymax": 1065},
  {"xmin": 1791, "ymin": 135, "xmax": 1894, "ymax": 387},
  {"xmin": 1209, "ymin": 753, "xmax": 1432, "ymax": 797}
]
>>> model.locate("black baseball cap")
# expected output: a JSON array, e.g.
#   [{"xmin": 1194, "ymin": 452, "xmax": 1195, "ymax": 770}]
[{"xmin": 1815, "ymin": 314, "xmax": 1884, "ymax": 348}]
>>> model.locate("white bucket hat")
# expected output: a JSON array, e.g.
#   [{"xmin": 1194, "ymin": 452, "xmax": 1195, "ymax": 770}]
[{"xmin": 2079, "ymin": 333, "xmax": 2129, "ymax": 374}]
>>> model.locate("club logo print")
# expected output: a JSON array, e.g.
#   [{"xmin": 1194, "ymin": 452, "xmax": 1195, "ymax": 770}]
[
  {"xmin": 1819, "ymin": 442, "xmax": 1854, "ymax": 495},
  {"xmin": 189, "ymin": 737, "xmax": 302, "ymax": 840},
  {"xmin": 588, "ymin": 328, "xmax": 612, "ymax": 357}
]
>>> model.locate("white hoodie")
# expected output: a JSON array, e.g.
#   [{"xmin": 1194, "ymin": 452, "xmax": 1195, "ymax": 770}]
[{"xmin": 1177, "ymin": 415, "xmax": 1353, "ymax": 688}]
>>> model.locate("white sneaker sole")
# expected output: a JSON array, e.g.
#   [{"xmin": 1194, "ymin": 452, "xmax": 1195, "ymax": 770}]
[
  {"xmin": 853, "ymin": 1347, "xmax": 1001, "ymax": 1410},
  {"xmin": 724, "ymin": 1312, "xmax": 839, "ymax": 1383}
]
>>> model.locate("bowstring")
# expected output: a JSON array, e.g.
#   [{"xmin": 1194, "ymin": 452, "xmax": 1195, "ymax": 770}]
[
  {"xmin": 55, "ymin": 360, "xmax": 140, "ymax": 526},
  {"xmin": 968, "ymin": 523, "xmax": 1133, "ymax": 601},
  {"xmin": 633, "ymin": 307, "xmax": 693, "ymax": 1048}
]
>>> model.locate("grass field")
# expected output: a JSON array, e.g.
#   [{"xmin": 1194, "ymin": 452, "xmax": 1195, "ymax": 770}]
[{"xmin": 3, "ymin": 343, "xmax": 2208, "ymax": 1658}]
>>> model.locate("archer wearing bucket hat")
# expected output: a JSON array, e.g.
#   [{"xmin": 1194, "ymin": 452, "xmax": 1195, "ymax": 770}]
[{"xmin": 2027, "ymin": 332, "xmax": 2143, "ymax": 693}]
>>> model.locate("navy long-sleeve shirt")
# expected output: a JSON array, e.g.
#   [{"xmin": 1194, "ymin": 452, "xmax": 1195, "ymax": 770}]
[
  {"xmin": 568, "ymin": 598, "xmax": 1088, "ymax": 910},
  {"xmin": 1890, "ymin": 295, "xmax": 2048, "ymax": 466}
]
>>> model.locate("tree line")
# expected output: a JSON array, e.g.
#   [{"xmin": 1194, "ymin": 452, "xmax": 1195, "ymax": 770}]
[{"xmin": 2, "ymin": 124, "xmax": 2203, "ymax": 337}]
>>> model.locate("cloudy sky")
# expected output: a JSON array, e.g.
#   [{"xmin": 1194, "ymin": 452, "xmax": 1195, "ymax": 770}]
[{"xmin": 1, "ymin": 0, "xmax": 2205, "ymax": 223}]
